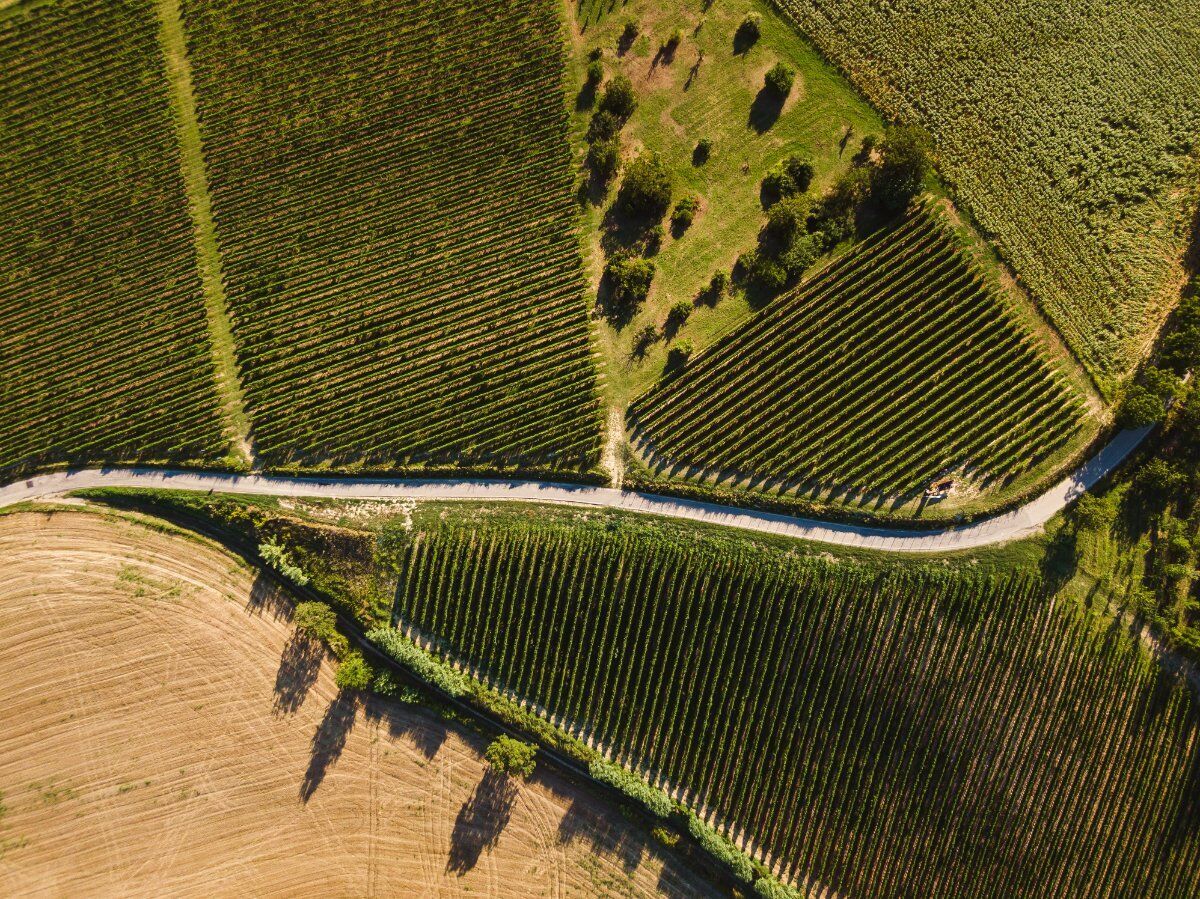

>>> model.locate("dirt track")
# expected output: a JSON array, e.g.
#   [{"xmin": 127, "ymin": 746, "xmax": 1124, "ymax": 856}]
[{"xmin": 0, "ymin": 510, "xmax": 711, "ymax": 897}]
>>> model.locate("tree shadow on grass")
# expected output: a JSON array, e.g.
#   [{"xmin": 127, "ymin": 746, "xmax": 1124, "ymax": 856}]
[
  {"xmin": 272, "ymin": 631, "xmax": 323, "ymax": 717},
  {"xmin": 446, "ymin": 768, "xmax": 519, "ymax": 875},
  {"xmin": 748, "ymin": 87, "xmax": 785, "ymax": 134},
  {"xmin": 246, "ymin": 572, "xmax": 291, "ymax": 621},
  {"xmin": 363, "ymin": 694, "xmax": 447, "ymax": 760},
  {"xmin": 299, "ymin": 690, "xmax": 357, "ymax": 802}
]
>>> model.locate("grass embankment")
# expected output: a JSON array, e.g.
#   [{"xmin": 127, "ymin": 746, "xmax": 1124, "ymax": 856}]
[
  {"xmin": 77, "ymin": 488, "xmax": 1200, "ymax": 897},
  {"xmin": 563, "ymin": 0, "xmax": 881, "ymax": 406}
]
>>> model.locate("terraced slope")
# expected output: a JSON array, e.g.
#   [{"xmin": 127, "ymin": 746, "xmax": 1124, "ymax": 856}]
[
  {"xmin": 386, "ymin": 515, "xmax": 1200, "ymax": 898},
  {"xmin": 628, "ymin": 207, "xmax": 1086, "ymax": 499},
  {"xmin": 774, "ymin": 0, "xmax": 1200, "ymax": 385},
  {"xmin": 181, "ymin": 0, "xmax": 602, "ymax": 471},
  {"xmin": 0, "ymin": 0, "xmax": 225, "ymax": 479}
]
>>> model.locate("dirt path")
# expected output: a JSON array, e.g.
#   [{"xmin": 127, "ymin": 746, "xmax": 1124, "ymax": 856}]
[
  {"xmin": 0, "ymin": 424, "xmax": 1153, "ymax": 552},
  {"xmin": 0, "ymin": 511, "xmax": 711, "ymax": 897}
]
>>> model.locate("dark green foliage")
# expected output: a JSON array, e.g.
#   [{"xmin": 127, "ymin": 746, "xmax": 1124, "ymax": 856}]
[
  {"xmin": 294, "ymin": 601, "xmax": 338, "ymax": 641},
  {"xmin": 671, "ymin": 196, "xmax": 700, "ymax": 232},
  {"xmin": 588, "ymin": 109, "xmax": 621, "ymax": 142},
  {"xmin": 605, "ymin": 255, "xmax": 656, "ymax": 309},
  {"xmin": 668, "ymin": 338, "xmax": 694, "ymax": 366},
  {"xmin": 872, "ymin": 124, "xmax": 933, "ymax": 212},
  {"xmin": 586, "ymin": 59, "xmax": 604, "ymax": 84},
  {"xmin": 693, "ymin": 137, "xmax": 713, "ymax": 165},
  {"xmin": 737, "ymin": 249, "xmax": 789, "ymax": 292},
  {"xmin": 668, "ymin": 300, "xmax": 693, "ymax": 325},
  {"xmin": 765, "ymin": 195, "xmax": 812, "ymax": 242},
  {"xmin": 599, "ymin": 73, "xmax": 637, "ymax": 121},
  {"xmin": 761, "ymin": 155, "xmax": 814, "ymax": 205},
  {"xmin": 616, "ymin": 153, "xmax": 673, "ymax": 223},
  {"xmin": 709, "ymin": 271, "xmax": 729, "ymax": 297},
  {"xmin": 485, "ymin": 736, "xmax": 538, "ymax": 778},
  {"xmin": 735, "ymin": 11, "xmax": 761, "ymax": 47},
  {"xmin": 1117, "ymin": 384, "xmax": 1164, "ymax": 428},
  {"xmin": 764, "ymin": 62, "xmax": 795, "ymax": 97},
  {"xmin": 1137, "ymin": 458, "xmax": 1185, "ymax": 495},
  {"xmin": 1072, "ymin": 493, "xmax": 1115, "ymax": 531},
  {"xmin": 586, "ymin": 138, "xmax": 621, "ymax": 182}
]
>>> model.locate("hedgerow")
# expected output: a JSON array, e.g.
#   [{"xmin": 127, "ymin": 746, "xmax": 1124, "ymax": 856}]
[
  {"xmin": 180, "ymin": 0, "xmax": 602, "ymax": 471},
  {"xmin": 0, "ymin": 0, "xmax": 226, "ymax": 479},
  {"xmin": 629, "ymin": 205, "xmax": 1086, "ymax": 499}
]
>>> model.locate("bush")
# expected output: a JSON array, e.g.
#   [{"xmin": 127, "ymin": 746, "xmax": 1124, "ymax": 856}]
[
  {"xmin": 651, "ymin": 825, "xmax": 680, "ymax": 847},
  {"xmin": 754, "ymin": 877, "xmax": 803, "ymax": 899},
  {"xmin": 259, "ymin": 538, "xmax": 309, "ymax": 586},
  {"xmin": 587, "ymin": 110, "xmax": 621, "ymax": 143},
  {"xmin": 668, "ymin": 299, "xmax": 692, "ymax": 325},
  {"xmin": 372, "ymin": 668, "xmax": 401, "ymax": 696},
  {"xmin": 668, "ymin": 338, "xmax": 694, "ymax": 366},
  {"xmin": 605, "ymin": 255, "xmax": 656, "ymax": 309},
  {"xmin": 1073, "ymin": 493, "xmax": 1116, "ymax": 531},
  {"xmin": 586, "ymin": 59, "xmax": 604, "ymax": 85},
  {"xmin": 671, "ymin": 196, "xmax": 700, "ymax": 232},
  {"xmin": 738, "ymin": 249, "xmax": 788, "ymax": 292},
  {"xmin": 765, "ymin": 195, "xmax": 811, "ymax": 243},
  {"xmin": 872, "ymin": 124, "xmax": 933, "ymax": 212},
  {"xmin": 616, "ymin": 153, "xmax": 673, "ymax": 223},
  {"xmin": 335, "ymin": 650, "xmax": 372, "ymax": 691},
  {"xmin": 485, "ymin": 735, "xmax": 538, "ymax": 778},
  {"xmin": 1117, "ymin": 384, "xmax": 1164, "ymax": 428},
  {"xmin": 599, "ymin": 74, "xmax": 637, "ymax": 121},
  {"xmin": 686, "ymin": 813, "xmax": 756, "ymax": 882},
  {"xmin": 709, "ymin": 270, "xmax": 728, "ymax": 297},
  {"xmin": 736, "ymin": 12, "xmax": 761, "ymax": 47},
  {"xmin": 764, "ymin": 62, "xmax": 795, "ymax": 97},
  {"xmin": 1137, "ymin": 458, "xmax": 1185, "ymax": 495},
  {"xmin": 762, "ymin": 155, "xmax": 814, "ymax": 204},
  {"xmin": 586, "ymin": 138, "xmax": 621, "ymax": 183},
  {"xmin": 588, "ymin": 758, "xmax": 673, "ymax": 817},
  {"xmin": 693, "ymin": 137, "xmax": 713, "ymax": 165}
]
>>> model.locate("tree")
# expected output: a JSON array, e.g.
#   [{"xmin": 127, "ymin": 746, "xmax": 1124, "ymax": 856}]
[
  {"xmin": 485, "ymin": 735, "xmax": 537, "ymax": 779},
  {"xmin": 587, "ymin": 109, "xmax": 621, "ymax": 143},
  {"xmin": 259, "ymin": 538, "xmax": 309, "ymax": 586},
  {"xmin": 586, "ymin": 138, "xmax": 620, "ymax": 183},
  {"xmin": 586, "ymin": 59, "xmax": 604, "ymax": 85},
  {"xmin": 735, "ymin": 12, "xmax": 761, "ymax": 48},
  {"xmin": 1117, "ymin": 384, "xmax": 1164, "ymax": 428},
  {"xmin": 598, "ymin": 74, "xmax": 636, "ymax": 121},
  {"xmin": 668, "ymin": 299, "xmax": 692, "ymax": 325},
  {"xmin": 1073, "ymin": 493, "xmax": 1116, "ymax": 531},
  {"xmin": 693, "ymin": 137, "xmax": 713, "ymax": 165},
  {"xmin": 294, "ymin": 601, "xmax": 337, "ymax": 641},
  {"xmin": 872, "ymin": 125, "xmax": 932, "ymax": 212},
  {"xmin": 605, "ymin": 255, "xmax": 656, "ymax": 309},
  {"xmin": 761, "ymin": 155, "xmax": 814, "ymax": 204},
  {"xmin": 766, "ymin": 195, "xmax": 812, "ymax": 243},
  {"xmin": 1137, "ymin": 458, "xmax": 1185, "ymax": 495},
  {"xmin": 668, "ymin": 338, "xmax": 694, "ymax": 366},
  {"xmin": 335, "ymin": 650, "xmax": 372, "ymax": 691},
  {"xmin": 764, "ymin": 63, "xmax": 795, "ymax": 98},
  {"xmin": 709, "ymin": 270, "xmax": 728, "ymax": 297},
  {"xmin": 615, "ymin": 153, "xmax": 672, "ymax": 223}
]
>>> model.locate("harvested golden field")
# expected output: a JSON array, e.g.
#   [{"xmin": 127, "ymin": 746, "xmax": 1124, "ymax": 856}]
[{"xmin": 0, "ymin": 510, "xmax": 708, "ymax": 898}]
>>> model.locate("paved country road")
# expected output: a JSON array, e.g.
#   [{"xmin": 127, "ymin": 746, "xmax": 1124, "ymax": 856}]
[{"xmin": 0, "ymin": 426, "xmax": 1152, "ymax": 554}]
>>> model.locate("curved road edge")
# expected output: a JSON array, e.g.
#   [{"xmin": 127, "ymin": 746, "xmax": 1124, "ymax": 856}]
[{"xmin": 0, "ymin": 425, "xmax": 1152, "ymax": 554}]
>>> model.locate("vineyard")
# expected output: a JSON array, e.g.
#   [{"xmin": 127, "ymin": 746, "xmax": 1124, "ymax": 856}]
[
  {"xmin": 0, "ymin": 0, "xmax": 226, "ymax": 478},
  {"xmin": 774, "ymin": 0, "xmax": 1200, "ymax": 386},
  {"xmin": 382, "ymin": 512, "xmax": 1200, "ymax": 897},
  {"xmin": 627, "ymin": 206, "xmax": 1087, "ymax": 500},
  {"xmin": 180, "ymin": 0, "xmax": 602, "ymax": 471}
]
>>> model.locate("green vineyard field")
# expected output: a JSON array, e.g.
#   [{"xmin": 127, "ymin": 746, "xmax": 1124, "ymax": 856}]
[
  {"xmin": 774, "ymin": 0, "xmax": 1200, "ymax": 386},
  {"xmin": 180, "ymin": 0, "xmax": 603, "ymax": 471},
  {"xmin": 386, "ymin": 513, "xmax": 1200, "ymax": 898},
  {"xmin": 628, "ymin": 207, "xmax": 1086, "ymax": 500},
  {"xmin": 0, "ymin": 0, "xmax": 226, "ymax": 478}
]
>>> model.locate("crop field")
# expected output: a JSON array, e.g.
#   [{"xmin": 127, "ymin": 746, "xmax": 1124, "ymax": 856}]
[
  {"xmin": 0, "ymin": 510, "xmax": 706, "ymax": 897},
  {"xmin": 180, "ymin": 0, "xmax": 602, "ymax": 471},
  {"xmin": 628, "ymin": 206, "xmax": 1087, "ymax": 500},
  {"xmin": 0, "ymin": 0, "xmax": 225, "ymax": 478},
  {"xmin": 385, "ymin": 515, "xmax": 1200, "ymax": 897},
  {"xmin": 775, "ymin": 0, "xmax": 1200, "ymax": 386}
]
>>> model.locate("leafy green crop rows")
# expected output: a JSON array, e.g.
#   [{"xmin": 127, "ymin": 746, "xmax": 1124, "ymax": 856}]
[
  {"xmin": 774, "ymin": 0, "xmax": 1200, "ymax": 385},
  {"xmin": 181, "ymin": 0, "xmax": 602, "ymax": 471},
  {"xmin": 390, "ymin": 521, "xmax": 1200, "ymax": 897},
  {"xmin": 628, "ymin": 207, "xmax": 1084, "ymax": 498},
  {"xmin": 0, "ymin": 0, "xmax": 225, "ymax": 478}
]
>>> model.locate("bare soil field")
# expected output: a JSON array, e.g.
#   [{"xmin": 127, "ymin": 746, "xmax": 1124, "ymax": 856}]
[{"xmin": 0, "ymin": 510, "xmax": 710, "ymax": 898}]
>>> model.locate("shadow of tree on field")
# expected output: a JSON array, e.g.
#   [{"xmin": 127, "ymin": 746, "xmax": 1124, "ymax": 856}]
[
  {"xmin": 246, "ymin": 572, "xmax": 291, "ymax": 621},
  {"xmin": 446, "ymin": 769, "xmax": 519, "ymax": 875},
  {"xmin": 299, "ymin": 690, "xmax": 357, "ymax": 802},
  {"xmin": 748, "ymin": 86, "xmax": 785, "ymax": 133},
  {"xmin": 363, "ymin": 694, "xmax": 447, "ymax": 760},
  {"xmin": 273, "ymin": 630, "xmax": 322, "ymax": 716},
  {"xmin": 557, "ymin": 791, "xmax": 645, "ymax": 873}
]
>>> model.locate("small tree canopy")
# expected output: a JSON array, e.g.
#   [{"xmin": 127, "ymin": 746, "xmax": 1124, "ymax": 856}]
[
  {"xmin": 586, "ymin": 59, "xmax": 604, "ymax": 85},
  {"xmin": 735, "ymin": 12, "xmax": 761, "ymax": 47},
  {"xmin": 1073, "ymin": 493, "xmax": 1116, "ymax": 531},
  {"xmin": 485, "ymin": 736, "xmax": 537, "ymax": 779},
  {"xmin": 671, "ymin": 195, "xmax": 700, "ymax": 231},
  {"xmin": 605, "ymin": 255, "xmax": 656, "ymax": 310},
  {"xmin": 335, "ymin": 650, "xmax": 372, "ymax": 691},
  {"xmin": 764, "ymin": 62, "xmax": 795, "ymax": 97},
  {"xmin": 872, "ymin": 124, "xmax": 933, "ymax": 212},
  {"xmin": 1117, "ymin": 384, "xmax": 1164, "ymax": 428},
  {"xmin": 1137, "ymin": 458, "xmax": 1185, "ymax": 495},
  {"xmin": 598, "ymin": 74, "xmax": 636, "ymax": 121},
  {"xmin": 294, "ymin": 601, "xmax": 337, "ymax": 640},
  {"xmin": 616, "ymin": 153, "xmax": 673, "ymax": 223}
]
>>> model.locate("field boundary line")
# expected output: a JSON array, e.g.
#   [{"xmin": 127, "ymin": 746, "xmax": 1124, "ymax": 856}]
[
  {"xmin": 0, "ymin": 425, "xmax": 1151, "ymax": 552},
  {"xmin": 155, "ymin": 0, "xmax": 254, "ymax": 468}
]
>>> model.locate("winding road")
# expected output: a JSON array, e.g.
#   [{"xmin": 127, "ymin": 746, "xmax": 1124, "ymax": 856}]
[{"xmin": 0, "ymin": 425, "xmax": 1151, "ymax": 553}]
